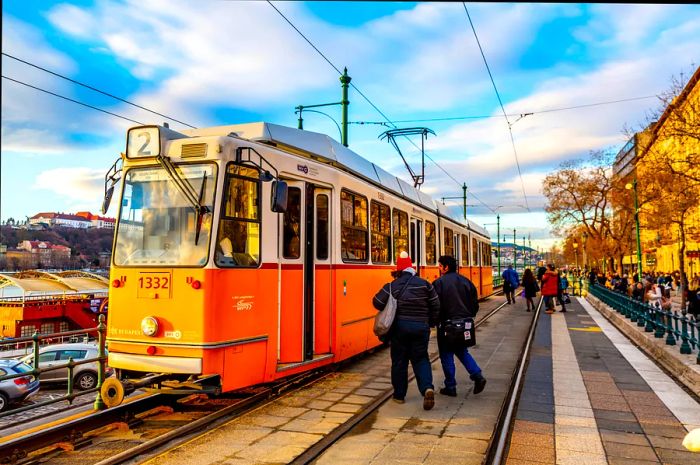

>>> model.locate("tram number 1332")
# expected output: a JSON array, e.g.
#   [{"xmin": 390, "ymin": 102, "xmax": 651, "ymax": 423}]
[{"xmin": 137, "ymin": 273, "xmax": 172, "ymax": 298}]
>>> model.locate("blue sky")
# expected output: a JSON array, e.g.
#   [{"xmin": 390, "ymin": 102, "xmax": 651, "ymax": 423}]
[{"xmin": 2, "ymin": 2, "xmax": 700, "ymax": 249}]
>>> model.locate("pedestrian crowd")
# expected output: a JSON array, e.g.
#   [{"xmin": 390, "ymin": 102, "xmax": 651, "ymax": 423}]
[
  {"xmin": 590, "ymin": 268, "xmax": 700, "ymax": 316},
  {"xmin": 371, "ymin": 251, "xmax": 700, "ymax": 410}
]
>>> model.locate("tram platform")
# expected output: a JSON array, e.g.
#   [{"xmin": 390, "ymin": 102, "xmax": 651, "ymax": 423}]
[
  {"xmin": 139, "ymin": 294, "xmax": 700, "ymax": 465},
  {"xmin": 505, "ymin": 297, "xmax": 700, "ymax": 465}
]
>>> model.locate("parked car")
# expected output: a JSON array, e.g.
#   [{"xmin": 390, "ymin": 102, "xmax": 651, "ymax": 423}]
[
  {"xmin": 21, "ymin": 343, "xmax": 112, "ymax": 391},
  {"xmin": 0, "ymin": 359, "xmax": 40, "ymax": 412}
]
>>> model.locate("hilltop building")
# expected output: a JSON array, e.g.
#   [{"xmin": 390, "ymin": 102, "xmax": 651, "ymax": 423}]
[{"xmin": 28, "ymin": 211, "xmax": 115, "ymax": 229}]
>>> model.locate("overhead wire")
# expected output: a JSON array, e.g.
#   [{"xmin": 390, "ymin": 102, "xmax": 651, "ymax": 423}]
[
  {"xmin": 267, "ymin": 0, "xmax": 496, "ymax": 214},
  {"xmin": 2, "ymin": 75, "xmax": 145, "ymax": 125},
  {"xmin": 349, "ymin": 94, "xmax": 659, "ymax": 125},
  {"xmin": 2, "ymin": 52, "xmax": 197, "ymax": 128},
  {"xmin": 463, "ymin": 3, "xmax": 530, "ymax": 212}
]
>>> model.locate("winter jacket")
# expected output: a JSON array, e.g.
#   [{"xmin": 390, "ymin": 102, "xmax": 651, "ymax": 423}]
[
  {"xmin": 522, "ymin": 277, "xmax": 539, "ymax": 298},
  {"xmin": 541, "ymin": 270, "xmax": 559, "ymax": 296},
  {"xmin": 432, "ymin": 272, "xmax": 479, "ymax": 321},
  {"xmin": 502, "ymin": 268, "xmax": 520, "ymax": 288},
  {"xmin": 373, "ymin": 271, "xmax": 440, "ymax": 326}
]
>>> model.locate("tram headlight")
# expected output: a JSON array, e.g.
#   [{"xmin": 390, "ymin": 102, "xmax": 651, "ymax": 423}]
[{"xmin": 141, "ymin": 317, "xmax": 159, "ymax": 337}]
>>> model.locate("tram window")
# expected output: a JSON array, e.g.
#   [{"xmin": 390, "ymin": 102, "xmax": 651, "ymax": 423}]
[
  {"xmin": 483, "ymin": 244, "xmax": 491, "ymax": 266},
  {"xmin": 444, "ymin": 227, "xmax": 454, "ymax": 258},
  {"xmin": 472, "ymin": 237, "xmax": 479, "ymax": 266},
  {"xmin": 340, "ymin": 189, "xmax": 368, "ymax": 262},
  {"xmin": 425, "ymin": 221, "xmax": 436, "ymax": 265},
  {"xmin": 114, "ymin": 164, "xmax": 216, "ymax": 267},
  {"xmin": 215, "ymin": 165, "xmax": 260, "ymax": 268},
  {"xmin": 370, "ymin": 201, "xmax": 391, "ymax": 264},
  {"xmin": 461, "ymin": 234, "xmax": 469, "ymax": 266},
  {"xmin": 393, "ymin": 209, "xmax": 408, "ymax": 261},
  {"xmin": 316, "ymin": 194, "xmax": 329, "ymax": 260},
  {"xmin": 283, "ymin": 187, "xmax": 302, "ymax": 259}
]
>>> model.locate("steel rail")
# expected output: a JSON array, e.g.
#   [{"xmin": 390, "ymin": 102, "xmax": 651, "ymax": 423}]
[
  {"xmin": 490, "ymin": 296, "xmax": 544, "ymax": 464},
  {"xmin": 289, "ymin": 295, "xmax": 512, "ymax": 465},
  {"xmin": 0, "ymin": 370, "xmax": 324, "ymax": 464}
]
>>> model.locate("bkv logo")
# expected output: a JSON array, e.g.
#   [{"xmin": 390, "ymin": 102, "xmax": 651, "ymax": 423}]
[
  {"xmin": 297, "ymin": 164, "xmax": 309, "ymax": 174},
  {"xmin": 233, "ymin": 296, "xmax": 254, "ymax": 311}
]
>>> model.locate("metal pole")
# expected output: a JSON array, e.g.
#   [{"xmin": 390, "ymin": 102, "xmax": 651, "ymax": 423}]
[
  {"xmin": 462, "ymin": 183, "xmax": 467, "ymax": 221},
  {"xmin": 513, "ymin": 229, "xmax": 517, "ymax": 272},
  {"xmin": 522, "ymin": 236, "xmax": 526, "ymax": 271},
  {"xmin": 528, "ymin": 234, "xmax": 532, "ymax": 269},
  {"xmin": 497, "ymin": 214, "xmax": 501, "ymax": 278},
  {"xmin": 633, "ymin": 179, "xmax": 643, "ymax": 282},
  {"xmin": 296, "ymin": 105, "xmax": 304, "ymax": 129},
  {"xmin": 340, "ymin": 68, "xmax": 351, "ymax": 147}
]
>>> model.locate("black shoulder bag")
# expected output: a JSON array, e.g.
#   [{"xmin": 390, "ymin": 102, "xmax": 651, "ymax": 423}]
[{"xmin": 442, "ymin": 317, "xmax": 476, "ymax": 351}]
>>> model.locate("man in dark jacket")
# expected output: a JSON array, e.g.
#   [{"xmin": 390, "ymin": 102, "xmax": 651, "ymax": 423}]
[
  {"xmin": 502, "ymin": 264, "xmax": 520, "ymax": 304},
  {"xmin": 373, "ymin": 251, "xmax": 440, "ymax": 410},
  {"xmin": 432, "ymin": 255, "xmax": 486, "ymax": 397}
]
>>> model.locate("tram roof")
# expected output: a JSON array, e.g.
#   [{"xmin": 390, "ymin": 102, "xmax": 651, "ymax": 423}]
[
  {"xmin": 182, "ymin": 122, "xmax": 489, "ymax": 238},
  {"xmin": 0, "ymin": 271, "xmax": 108, "ymax": 295}
]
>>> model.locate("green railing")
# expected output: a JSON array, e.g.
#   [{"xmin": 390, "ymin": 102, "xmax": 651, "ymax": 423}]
[
  {"xmin": 588, "ymin": 283, "xmax": 698, "ymax": 364},
  {"xmin": 0, "ymin": 314, "xmax": 108, "ymax": 417},
  {"xmin": 493, "ymin": 276, "xmax": 503, "ymax": 288}
]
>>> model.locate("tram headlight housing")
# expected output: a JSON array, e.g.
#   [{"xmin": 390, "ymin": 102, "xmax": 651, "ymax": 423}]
[{"xmin": 141, "ymin": 317, "xmax": 159, "ymax": 337}]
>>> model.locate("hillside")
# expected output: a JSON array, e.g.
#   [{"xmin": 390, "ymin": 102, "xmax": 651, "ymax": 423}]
[{"xmin": 0, "ymin": 225, "xmax": 114, "ymax": 268}]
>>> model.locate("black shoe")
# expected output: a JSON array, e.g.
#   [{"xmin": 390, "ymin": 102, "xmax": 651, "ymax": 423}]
[
  {"xmin": 560, "ymin": 309, "xmax": 567, "ymax": 313},
  {"xmin": 473, "ymin": 377, "xmax": 487, "ymax": 395},
  {"xmin": 423, "ymin": 389, "xmax": 435, "ymax": 410},
  {"xmin": 439, "ymin": 387, "xmax": 457, "ymax": 397}
]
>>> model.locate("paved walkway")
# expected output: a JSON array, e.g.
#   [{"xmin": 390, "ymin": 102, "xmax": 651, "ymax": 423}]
[
  {"xmin": 507, "ymin": 297, "xmax": 700, "ymax": 465},
  {"xmin": 142, "ymin": 296, "xmax": 535, "ymax": 465}
]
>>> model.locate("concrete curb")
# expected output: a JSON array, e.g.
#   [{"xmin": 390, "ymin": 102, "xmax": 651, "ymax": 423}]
[{"xmin": 586, "ymin": 294, "xmax": 700, "ymax": 397}]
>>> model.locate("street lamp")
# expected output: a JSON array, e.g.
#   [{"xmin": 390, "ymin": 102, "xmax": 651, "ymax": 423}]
[
  {"xmin": 573, "ymin": 240, "xmax": 579, "ymax": 270},
  {"xmin": 626, "ymin": 179, "xmax": 643, "ymax": 282},
  {"xmin": 582, "ymin": 231, "xmax": 588, "ymax": 270}
]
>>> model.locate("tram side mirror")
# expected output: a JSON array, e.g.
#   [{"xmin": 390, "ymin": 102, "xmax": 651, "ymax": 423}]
[
  {"xmin": 271, "ymin": 180, "xmax": 288, "ymax": 213},
  {"xmin": 101, "ymin": 185, "xmax": 115, "ymax": 215}
]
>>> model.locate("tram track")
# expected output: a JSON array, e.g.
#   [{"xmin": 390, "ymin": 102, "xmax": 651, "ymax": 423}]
[
  {"xmin": 289, "ymin": 294, "xmax": 526, "ymax": 465},
  {"xmin": 1, "ymin": 291, "xmax": 510, "ymax": 465}
]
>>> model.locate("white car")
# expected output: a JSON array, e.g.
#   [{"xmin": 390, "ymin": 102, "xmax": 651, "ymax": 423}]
[{"xmin": 21, "ymin": 343, "xmax": 112, "ymax": 390}]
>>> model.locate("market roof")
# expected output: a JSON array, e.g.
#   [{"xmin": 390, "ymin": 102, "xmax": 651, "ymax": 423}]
[{"xmin": 0, "ymin": 270, "xmax": 108, "ymax": 295}]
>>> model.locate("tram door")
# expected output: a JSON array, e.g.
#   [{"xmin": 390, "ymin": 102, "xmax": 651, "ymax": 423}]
[
  {"xmin": 312, "ymin": 187, "xmax": 332, "ymax": 356},
  {"xmin": 278, "ymin": 181, "xmax": 332, "ymax": 364},
  {"xmin": 410, "ymin": 219, "xmax": 422, "ymax": 273}
]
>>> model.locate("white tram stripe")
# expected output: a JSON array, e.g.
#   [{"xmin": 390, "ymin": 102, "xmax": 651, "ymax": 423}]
[
  {"xmin": 550, "ymin": 313, "xmax": 608, "ymax": 464},
  {"xmin": 578, "ymin": 297, "xmax": 700, "ymax": 432}
]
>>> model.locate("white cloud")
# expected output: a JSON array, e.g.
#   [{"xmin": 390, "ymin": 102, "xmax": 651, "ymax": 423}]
[{"xmin": 33, "ymin": 167, "xmax": 104, "ymax": 201}]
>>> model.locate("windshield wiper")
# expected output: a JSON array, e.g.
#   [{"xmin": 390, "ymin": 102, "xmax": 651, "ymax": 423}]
[{"xmin": 156, "ymin": 155, "xmax": 210, "ymax": 245}]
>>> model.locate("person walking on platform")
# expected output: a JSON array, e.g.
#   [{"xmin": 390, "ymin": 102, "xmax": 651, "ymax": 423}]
[
  {"xmin": 556, "ymin": 270, "xmax": 568, "ymax": 312},
  {"xmin": 541, "ymin": 264, "xmax": 559, "ymax": 314},
  {"xmin": 502, "ymin": 264, "xmax": 520, "ymax": 304},
  {"xmin": 373, "ymin": 251, "xmax": 440, "ymax": 410},
  {"xmin": 521, "ymin": 268, "xmax": 539, "ymax": 312},
  {"xmin": 433, "ymin": 255, "xmax": 486, "ymax": 397}
]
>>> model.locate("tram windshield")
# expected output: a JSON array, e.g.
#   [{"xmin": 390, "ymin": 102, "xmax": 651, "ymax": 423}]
[{"xmin": 114, "ymin": 164, "xmax": 216, "ymax": 266}]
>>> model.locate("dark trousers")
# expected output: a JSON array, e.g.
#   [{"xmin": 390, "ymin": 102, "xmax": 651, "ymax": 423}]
[
  {"xmin": 390, "ymin": 319, "xmax": 433, "ymax": 399},
  {"xmin": 504, "ymin": 283, "xmax": 515, "ymax": 303},
  {"xmin": 437, "ymin": 335, "xmax": 482, "ymax": 389}
]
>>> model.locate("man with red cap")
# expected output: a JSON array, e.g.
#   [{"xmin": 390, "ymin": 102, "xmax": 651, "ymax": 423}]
[{"xmin": 373, "ymin": 251, "xmax": 440, "ymax": 410}]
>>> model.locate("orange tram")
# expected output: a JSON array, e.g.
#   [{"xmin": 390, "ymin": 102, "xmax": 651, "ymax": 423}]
[{"xmin": 102, "ymin": 122, "xmax": 492, "ymax": 402}]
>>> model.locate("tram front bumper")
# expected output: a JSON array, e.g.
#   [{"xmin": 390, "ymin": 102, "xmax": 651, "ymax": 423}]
[{"xmin": 109, "ymin": 352, "xmax": 203, "ymax": 374}]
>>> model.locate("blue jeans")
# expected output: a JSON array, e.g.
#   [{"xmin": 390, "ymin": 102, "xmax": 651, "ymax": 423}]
[
  {"xmin": 437, "ymin": 335, "xmax": 482, "ymax": 389},
  {"xmin": 390, "ymin": 319, "xmax": 433, "ymax": 399}
]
